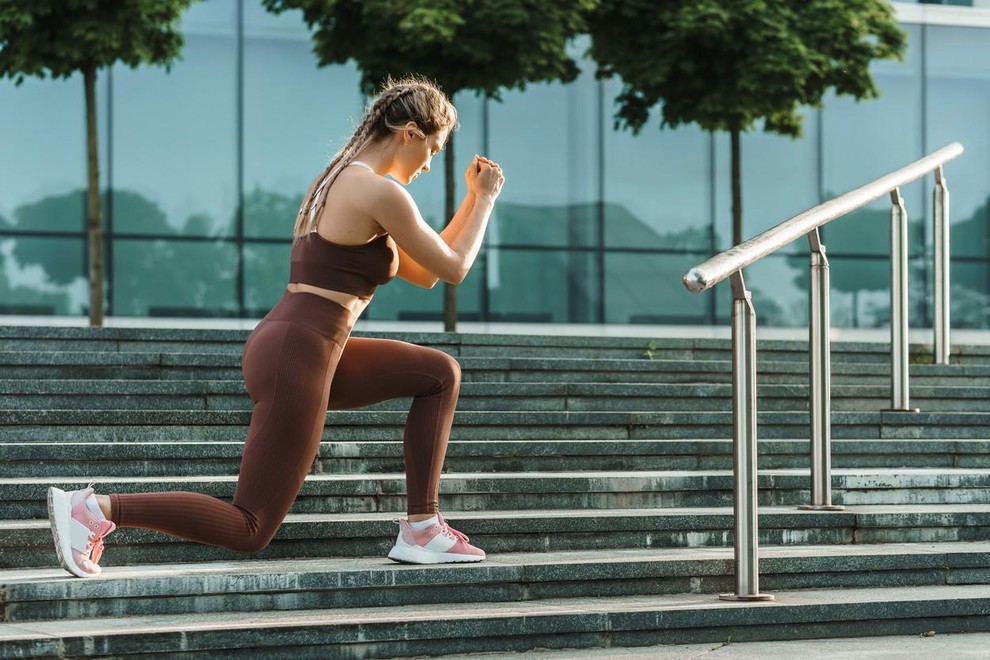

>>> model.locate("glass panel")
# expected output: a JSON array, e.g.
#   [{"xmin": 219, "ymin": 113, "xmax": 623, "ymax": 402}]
[
  {"xmin": 821, "ymin": 205, "xmax": 925, "ymax": 259},
  {"xmin": 821, "ymin": 24, "xmax": 924, "ymax": 255},
  {"xmin": 4, "ymin": 190, "xmax": 86, "ymax": 234},
  {"xmin": 0, "ymin": 236, "xmax": 86, "ymax": 315},
  {"xmin": 369, "ymin": 278, "xmax": 441, "ymax": 322},
  {"xmin": 927, "ymin": 25, "xmax": 990, "ymax": 259},
  {"xmin": 603, "ymin": 101, "xmax": 711, "ymax": 250},
  {"xmin": 952, "ymin": 260, "xmax": 990, "ymax": 328},
  {"xmin": 488, "ymin": 248, "xmax": 598, "ymax": 323},
  {"xmin": 487, "ymin": 40, "xmax": 598, "ymax": 248},
  {"xmin": 713, "ymin": 255, "xmax": 810, "ymax": 327},
  {"xmin": 0, "ymin": 69, "xmax": 108, "ymax": 233},
  {"xmin": 368, "ymin": 264, "xmax": 482, "ymax": 323},
  {"xmin": 243, "ymin": 241, "xmax": 291, "ymax": 317},
  {"xmin": 813, "ymin": 254, "xmax": 928, "ymax": 328},
  {"xmin": 112, "ymin": 25, "xmax": 237, "ymax": 238},
  {"xmin": 112, "ymin": 239, "xmax": 238, "ymax": 316},
  {"xmin": 243, "ymin": 16, "xmax": 362, "ymax": 240},
  {"xmin": 713, "ymin": 108, "xmax": 820, "ymax": 254},
  {"xmin": 605, "ymin": 251, "xmax": 711, "ymax": 324}
]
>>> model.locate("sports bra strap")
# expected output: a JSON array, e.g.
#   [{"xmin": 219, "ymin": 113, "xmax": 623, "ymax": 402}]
[{"xmin": 348, "ymin": 160, "xmax": 375, "ymax": 172}]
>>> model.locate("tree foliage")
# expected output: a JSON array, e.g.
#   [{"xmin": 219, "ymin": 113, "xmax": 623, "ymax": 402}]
[
  {"xmin": 263, "ymin": 0, "xmax": 594, "ymax": 330},
  {"xmin": 587, "ymin": 0, "xmax": 906, "ymax": 247},
  {"xmin": 0, "ymin": 0, "xmax": 190, "ymax": 83},
  {"xmin": 589, "ymin": 0, "xmax": 905, "ymax": 137},
  {"xmin": 263, "ymin": 0, "xmax": 593, "ymax": 97},
  {"xmin": 0, "ymin": 0, "xmax": 196, "ymax": 325}
]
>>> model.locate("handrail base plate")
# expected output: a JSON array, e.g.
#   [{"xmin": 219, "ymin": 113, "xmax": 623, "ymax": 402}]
[{"xmin": 718, "ymin": 593, "xmax": 776, "ymax": 602}]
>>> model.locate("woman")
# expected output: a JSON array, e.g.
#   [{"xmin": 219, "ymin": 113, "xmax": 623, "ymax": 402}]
[{"xmin": 47, "ymin": 76, "xmax": 505, "ymax": 577}]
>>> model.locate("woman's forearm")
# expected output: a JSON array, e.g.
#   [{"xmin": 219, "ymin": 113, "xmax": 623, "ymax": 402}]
[
  {"xmin": 439, "ymin": 191, "xmax": 479, "ymax": 243},
  {"xmin": 439, "ymin": 192, "xmax": 496, "ymax": 282}
]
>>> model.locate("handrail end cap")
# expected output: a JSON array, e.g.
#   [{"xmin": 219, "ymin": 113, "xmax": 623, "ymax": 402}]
[{"xmin": 683, "ymin": 268, "xmax": 709, "ymax": 293}]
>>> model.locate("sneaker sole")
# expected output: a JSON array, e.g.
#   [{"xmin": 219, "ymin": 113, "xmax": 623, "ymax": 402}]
[
  {"xmin": 387, "ymin": 544, "xmax": 485, "ymax": 564},
  {"xmin": 47, "ymin": 487, "xmax": 97, "ymax": 579}
]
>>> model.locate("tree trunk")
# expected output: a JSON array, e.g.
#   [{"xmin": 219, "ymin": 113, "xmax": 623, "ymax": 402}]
[
  {"xmin": 730, "ymin": 121, "xmax": 743, "ymax": 248},
  {"xmin": 442, "ymin": 133, "xmax": 457, "ymax": 332},
  {"xmin": 84, "ymin": 65, "xmax": 104, "ymax": 327}
]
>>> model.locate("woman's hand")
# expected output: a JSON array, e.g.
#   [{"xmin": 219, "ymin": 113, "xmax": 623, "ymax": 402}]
[{"xmin": 465, "ymin": 155, "xmax": 504, "ymax": 200}]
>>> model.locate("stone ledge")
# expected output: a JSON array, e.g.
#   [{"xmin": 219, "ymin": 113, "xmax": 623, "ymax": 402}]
[
  {"xmin": 2, "ymin": 543, "xmax": 988, "ymax": 623},
  {"xmin": 2, "ymin": 584, "xmax": 989, "ymax": 657}
]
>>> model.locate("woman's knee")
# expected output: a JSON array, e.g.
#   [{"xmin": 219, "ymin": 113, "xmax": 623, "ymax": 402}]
[
  {"xmin": 226, "ymin": 532, "xmax": 275, "ymax": 554},
  {"xmin": 427, "ymin": 349, "xmax": 461, "ymax": 388}
]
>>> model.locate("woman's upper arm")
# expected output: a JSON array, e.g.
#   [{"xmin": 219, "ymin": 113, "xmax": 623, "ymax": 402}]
[{"xmin": 369, "ymin": 180, "xmax": 463, "ymax": 283}]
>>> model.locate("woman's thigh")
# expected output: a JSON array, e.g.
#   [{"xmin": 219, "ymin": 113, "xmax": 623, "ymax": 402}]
[{"xmin": 327, "ymin": 337, "xmax": 460, "ymax": 410}]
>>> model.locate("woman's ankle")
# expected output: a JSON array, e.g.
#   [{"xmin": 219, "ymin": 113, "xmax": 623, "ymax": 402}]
[{"xmin": 95, "ymin": 494, "xmax": 112, "ymax": 519}]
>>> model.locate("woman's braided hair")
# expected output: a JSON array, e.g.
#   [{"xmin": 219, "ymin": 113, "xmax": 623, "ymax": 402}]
[{"xmin": 293, "ymin": 75, "xmax": 458, "ymax": 240}]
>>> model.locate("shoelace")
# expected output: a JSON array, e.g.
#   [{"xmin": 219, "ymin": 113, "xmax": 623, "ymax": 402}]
[
  {"xmin": 438, "ymin": 514, "xmax": 470, "ymax": 543},
  {"xmin": 88, "ymin": 535, "xmax": 106, "ymax": 563}
]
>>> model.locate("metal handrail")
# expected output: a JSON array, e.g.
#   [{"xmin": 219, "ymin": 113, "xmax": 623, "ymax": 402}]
[{"xmin": 682, "ymin": 142, "xmax": 964, "ymax": 602}]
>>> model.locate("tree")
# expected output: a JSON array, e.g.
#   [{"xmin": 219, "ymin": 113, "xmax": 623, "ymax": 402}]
[
  {"xmin": 263, "ymin": 0, "xmax": 594, "ymax": 331},
  {"xmin": 587, "ymin": 0, "xmax": 906, "ymax": 248},
  {"xmin": 0, "ymin": 0, "xmax": 197, "ymax": 326}
]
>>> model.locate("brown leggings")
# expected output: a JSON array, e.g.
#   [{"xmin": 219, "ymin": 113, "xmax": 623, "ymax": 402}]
[{"xmin": 108, "ymin": 291, "xmax": 461, "ymax": 553}]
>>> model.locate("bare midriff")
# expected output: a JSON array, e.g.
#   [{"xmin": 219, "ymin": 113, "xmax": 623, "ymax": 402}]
[{"xmin": 285, "ymin": 282, "xmax": 371, "ymax": 317}]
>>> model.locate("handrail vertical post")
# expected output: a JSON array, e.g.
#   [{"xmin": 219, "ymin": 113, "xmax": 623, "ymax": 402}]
[
  {"xmin": 800, "ymin": 230, "xmax": 843, "ymax": 511},
  {"xmin": 934, "ymin": 166, "xmax": 951, "ymax": 365},
  {"xmin": 719, "ymin": 271, "xmax": 774, "ymax": 602},
  {"xmin": 888, "ymin": 189, "xmax": 918, "ymax": 413}
]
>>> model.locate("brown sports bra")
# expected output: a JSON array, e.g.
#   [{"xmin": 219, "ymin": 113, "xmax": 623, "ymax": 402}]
[{"xmin": 289, "ymin": 231, "xmax": 399, "ymax": 297}]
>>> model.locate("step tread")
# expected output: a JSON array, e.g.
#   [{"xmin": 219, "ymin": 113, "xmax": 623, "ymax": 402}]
[
  {"xmin": 3, "ymin": 583, "xmax": 989, "ymax": 642},
  {"xmin": 4, "ymin": 540, "xmax": 987, "ymax": 584},
  {"xmin": 7, "ymin": 503, "xmax": 990, "ymax": 531}
]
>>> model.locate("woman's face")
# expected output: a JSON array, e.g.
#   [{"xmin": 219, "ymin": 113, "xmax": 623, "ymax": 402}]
[{"xmin": 396, "ymin": 125, "xmax": 447, "ymax": 185}]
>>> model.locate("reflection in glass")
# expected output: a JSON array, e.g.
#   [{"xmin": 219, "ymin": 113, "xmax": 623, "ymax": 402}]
[
  {"xmin": 951, "ymin": 260, "xmax": 990, "ymax": 329},
  {"xmin": 0, "ymin": 237, "xmax": 86, "ymax": 315},
  {"xmin": 112, "ymin": 33, "xmax": 237, "ymax": 238},
  {"xmin": 485, "ymin": 248, "xmax": 598, "ymax": 323},
  {"xmin": 113, "ymin": 239, "xmax": 238, "ymax": 316},
  {"xmin": 927, "ymin": 25, "xmax": 990, "ymax": 256},
  {"xmin": 496, "ymin": 202, "xmax": 597, "ymax": 249},
  {"xmin": 603, "ymin": 88, "xmax": 711, "ymax": 250},
  {"xmin": 822, "ymin": 24, "xmax": 924, "ymax": 245},
  {"xmin": 714, "ymin": 109, "xmax": 821, "ymax": 254},
  {"xmin": 488, "ymin": 40, "xmax": 598, "ymax": 246},
  {"xmin": 243, "ymin": 19, "xmax": 362, "ymax": 239},
  {"xmin": 0, "ymin": 73, "xmax": 94, "ymax": 228},
  {"xmin": 243, "ymin": 241, "xmax": 291, "ymax": 316},
  {"xmin": 813, "ymin": 254, "xmax": 928, "ymax": 329},
  {"xmin": 605, "ymin": 251, "xmax": 710, "ymax": 324}
]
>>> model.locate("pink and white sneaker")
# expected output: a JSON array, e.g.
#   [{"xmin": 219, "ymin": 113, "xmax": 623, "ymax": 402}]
[
  {"xmin": 387, "ymin": 514, "xmax": 486, "ymax": 564},
  {"xmin": 47, "ymin": 485, "xmax": 116, "ymax": 578}
]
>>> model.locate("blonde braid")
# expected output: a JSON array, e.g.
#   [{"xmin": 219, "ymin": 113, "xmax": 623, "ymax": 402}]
[{"xmin": 292, "ymin": 78, "xmax": 455, "ymax": 240}]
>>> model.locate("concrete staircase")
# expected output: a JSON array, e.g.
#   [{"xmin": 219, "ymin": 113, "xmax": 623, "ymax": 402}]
[{"xmin": 1, "ymin": 326, "xmax": 989, "ymax": 657}]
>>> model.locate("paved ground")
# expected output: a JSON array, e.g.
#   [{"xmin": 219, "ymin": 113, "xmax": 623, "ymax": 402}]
[{"xmin": 438, "ymin": 632, "xmax": 990, "ymax": 659}]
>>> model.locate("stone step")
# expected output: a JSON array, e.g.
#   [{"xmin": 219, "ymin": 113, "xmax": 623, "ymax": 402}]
[
  {"xmin": 4, "ymin": 505, "xmax": 989, "ymax": 570},
  {"xmin": 5, "ymin": 439, "xmax": 989, "ymax": 478},
  {"xmin": 2, "ymin": 583, "xmax": 989, "ymax": 657},
  {"xmin": 7, "ymin": 470, "xmax": 990, "ymax": 520},
  {"xmin": 1, "ymin": 542, "xmax": 986, "ymax": 623},
  {"xmin": 4, "ymin": 325, "xmax": 987, "ymax": 364},
  {"xmin": 3, "ymin": 379, "xmax": 990, "ymax": 413},
  {"xmin": 3, "ymin": 409, "xmax": 989, "ymax": 442},
  {"xmin": 3, "ymin": 350, "xmax": 990, "ymax": 386}
]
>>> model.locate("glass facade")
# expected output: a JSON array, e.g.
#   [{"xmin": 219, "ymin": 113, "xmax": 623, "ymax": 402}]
[{"xmin": 2, "ymin": 1, "xmax": 990, "ymax": 328}]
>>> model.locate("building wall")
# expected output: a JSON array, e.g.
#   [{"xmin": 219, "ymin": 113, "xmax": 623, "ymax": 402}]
[{"xmin": 1, "ymin": 1, "xmax": 988, "ymax": 328}]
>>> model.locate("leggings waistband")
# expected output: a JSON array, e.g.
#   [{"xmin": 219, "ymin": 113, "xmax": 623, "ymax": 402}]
[{"xmin": 262, "ymin": 291, "xmax": 354, "ymax": 346}]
